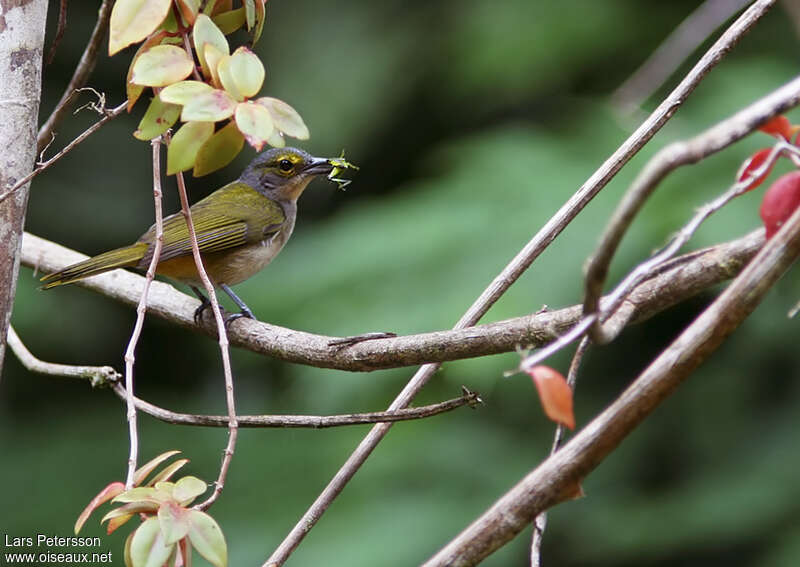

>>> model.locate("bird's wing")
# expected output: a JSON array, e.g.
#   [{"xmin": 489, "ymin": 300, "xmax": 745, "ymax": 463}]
[{"xmin": 138, "ymin": 182, "xmax": 286, "ymax": 264}]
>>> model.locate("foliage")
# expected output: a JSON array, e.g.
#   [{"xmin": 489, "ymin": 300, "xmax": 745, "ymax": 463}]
[{"xmin": 113, "ymin": 0, "xmax": 307, "ymax": 175}]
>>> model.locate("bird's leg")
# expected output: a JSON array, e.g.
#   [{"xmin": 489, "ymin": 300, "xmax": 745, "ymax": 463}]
[
  {"xmin": 190, "ymin": 286, "xmax": 212, "ymax": 325},
  {"xmin": 220, "ymin": 283, "xmax": 256, "ymax": 326}
]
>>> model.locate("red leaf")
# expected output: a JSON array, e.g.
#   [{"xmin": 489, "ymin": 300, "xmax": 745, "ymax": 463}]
[
  {"xmin": 759, "ymin": 115, "xmax": 793, "ymax": 140},
  {"xmin": 760, "ymin": 171, "xmax": 800, "ymax": 239},
  {"xmin": 736, "ymin": 148, "xmax": 774, "ymax": 191},
  {"xmin": 527, "ymin": 365, "xmax": 575, "ymax": 430},
  {"xmin": 75, "ymin": 481, "xmax": 125, "ymax": 535}
]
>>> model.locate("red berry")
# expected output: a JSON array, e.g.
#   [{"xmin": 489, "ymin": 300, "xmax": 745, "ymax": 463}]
[{"xmin": 760, "ymin": 171, "xmax": 800, "ymax": 239}]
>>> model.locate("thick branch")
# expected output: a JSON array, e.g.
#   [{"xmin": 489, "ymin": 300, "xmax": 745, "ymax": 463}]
[{"xmin": 21, "ymin": 230, "xmax": 764, "ymax": 370}]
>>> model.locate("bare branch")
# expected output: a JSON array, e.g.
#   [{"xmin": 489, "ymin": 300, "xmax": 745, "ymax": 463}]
[
  {"xmin": 0, "ymin": 99, "xmax": 127, "ymax": 206},
  {"xmin": 22, "ymin": 230, "xmax": 764, "ymax": 370},
  {"xmin": 423, "ymin": 186, "xmax": 800, "ymax": 567},
  {"xmin": 583, "ymin": 75, "xmax": 800, "ymax": 339},
  {"xmin": 37, "ymin": 0, "xmax": 113, "ymax": 153},
  {"xmin": 110, "ymin": 383, "xmax": 483, "ymax": 428},
  {"xmin": 123, "ymin": 138, "xmax": 165, "ymax": 488},
  {"xmin": 173, "ymin": 171, "xmax": 239, "ymax": 511},
  {"xmin": 7, "ymin": 325, "xmax": 121, "ymax": 386}
]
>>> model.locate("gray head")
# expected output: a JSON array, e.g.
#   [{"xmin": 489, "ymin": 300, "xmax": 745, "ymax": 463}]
[{"xmin": 240, "ymin": 147, "xmax": 335, "ymax": 201}]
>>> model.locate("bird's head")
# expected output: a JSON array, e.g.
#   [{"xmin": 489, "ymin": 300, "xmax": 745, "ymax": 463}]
[{"xmin": 241, "ymin": 147, "xmax": 337, "ymax": 202}]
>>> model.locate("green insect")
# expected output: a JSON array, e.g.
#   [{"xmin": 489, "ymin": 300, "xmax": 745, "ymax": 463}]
[{"xmin": 327, "ymin": 151, "xmax": 359, "ymax": 190}]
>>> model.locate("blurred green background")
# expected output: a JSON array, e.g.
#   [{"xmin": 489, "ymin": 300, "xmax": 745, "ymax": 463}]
[{"xmin": 3, "ymin": 1, "xmax": 800, "ymax": 565}]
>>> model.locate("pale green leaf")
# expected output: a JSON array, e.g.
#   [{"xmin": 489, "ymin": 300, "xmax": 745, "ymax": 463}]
[
  {"xmin": 153, "ymin": 481, "xmax": 176, "ymax": 497},
  {"xmin": 254, "ymin": 97, "xmax": 309, "ymax": 140},
  {"xmin": 193, "ymin": 14, "xmax": 229, "ymax": 81},
  {"xmin": 212, "ymin": 8, "xmax": 246, "ymax": 35},
  {"xmin": 159, "ymin": 80, "xmax": 214, "ymax": 105},
  {"xmin": 193, "ymin": 121, "xmax": 245, "ymax": 177},
  {"xmin": 126, "ymin": 32, "xmax": 169, "ymax": 111},
  {"xmin": 187, "ymin": 510, "xmax": 227, "ymax": 567},
  {"xmin": 112, "ymin": 486, "xmax": 162, "ymax": 504},
  {"xmin": 173, "ymin": 476, "xmax": 208, "ymax": 506},
  {"xmin": 180, "ymin": 90, "xmax": 237, "ymax": 122},
  {"xmin": 228, "ymin": 47, "xmax": 264, "ymax": 99},
  {"xmin": 167, "ymin": 121, "xmax": 215, "ymax": 174},
  {"xmin": 101, "ymin": 502, "xmax": 158, "ymax": 526},
  {"xmin": 252, "ymin": 0, "xmax": 266, "ymax": 45},
  {"xmin": 216, "ymin": 55, "xmax": 243, "ymax": 102},
  {"xmin": 129, "ymin": 517, "xmax": 175, "ymax": 567},
  {"xmin": 244, "ymin": 0, "xmax": 255, "ymax": 31},
  {"xmin": 134, "ymin": 96, "xmax": 181, "ymax": 141},
  {"xmin": 234, "ymin": 102, "xmax": 273, "ymax": 151},
  {"xmin": 109, "ymin": 0, "xmax": 172, "ymax": 56},
  {"xmin": 158, "ymin": 502, "xmax": 191, "ymax": 545},
  {"xmin": 203, "ymin": 44, "xmax": 225, "ymax": 88},
  {"xmin": 266, "ymin": 129, "xmax": 285, "ymax": 148},
  {"xmin": 124, "ymin": 531, "xmax": 135, "ymax": 567},
  {"xmin": 133, "ymin": 450, "xmax": 181, "ymax": 486},
  {"xmin": 146, "ymin": 459, "xmax": 190, "ymax": 486},
  {"xmin": 130, "ymin": 45, "xmax": 194, "ymax": 87}
]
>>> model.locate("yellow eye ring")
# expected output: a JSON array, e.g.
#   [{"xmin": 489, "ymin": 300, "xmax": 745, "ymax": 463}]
[{"xmin": 278, "ymin": 159, "xmax": 294, "ymax": 173}]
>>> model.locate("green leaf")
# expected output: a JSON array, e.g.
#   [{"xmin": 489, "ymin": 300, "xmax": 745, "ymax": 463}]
[
  {"xmin": 113, "ymin": 486, "xmax": 163, "ymax": 504},
  {"xmin": 75, "ymin": 481, "xmax": 125, "ymax": 535},
  {"xmin": 252, "ymin": 0, "xmax": 266, "ymax": 45},
  {"xmin": 187, "ymin": 510, "xmax": 227, "ymax": 567},
  {"xmin": 134, "ymin": 96, "xmax": 181, "ymax": 141},
  {"xmin": 212, "ymin": 8, "xmax": 246, "ymax": 35},
  {"xmin": 159, "ymin": 80, "xmax": 214, "ymax": 106},
  {"xmin": 193, "ymin": 14, "xmax": 229, "ymax": 81},
  {"xmin": 235, "ymin": 101, "xmax": 273, "ymax": 151},
  {"xmin": 216, "ymin": 55, "xmax": 242, "ymax": 102},
  {"xmin": 124, "ymin": 531, "xmax": 135, "ymax": 567},
  {"xmin": 228, "ymin": 47, "xmax": 264, "ymax": 99},
  {"xmin": 101, "ymin": 502, "xmax": 159, "ymax": 526},
  {"xmin": 203, "ymin": 44, "xmax": 225, "ymax": 88},
  {"xmin": 107, "ymin": 513, "xmax": 135, "ymax": 535},
  {"xmin": 109, "ymin": 0, "xmax": 172, "ymax": 56},
  {"xmin": 180, "ymin": 90, "xmax": 237, "ymax": 122},
  {"xmin": 193, "ymin": 121, "xmax": 245, "ymax": 177},
  {"xmin": 158, "ymin": 502, "xmax": 191, "ymax": 545},
  {"xmin": 173, "ymin": 476, "xmax": 208, "ymax": 506},
  {"xmin": 133, "ymin": 450, "xmax": 181, "ymax": 486},
  {"xmin": 129, "ymin": 517, "xmax": 175, "ymax": 567},
  {"xmin": 126, "ymin": 32, "xmax": 169, "ymax": 111},
  {"xmin": 254, "ymin": 97, "xmax": 310, "ymax": 140},
  {"xmin": 130, "ymin": 45, "xmax": 195, "ymax": 87},
  {"xmin": 203, "ymin": 0, "xmax": 232, "ymax": 15},
  {"xmin": 146, "ymin": 459, "xmax": 190, "ymax": 486},
  {"xmin": 167, "ymin": 121, "xmax": 215, "ymax": 175},
  {"xmin": 244, "ymin": 0, "xmax": 256, "ymax": 31},
  {"xmin": 266, "ymin": 129, "xmax": 285, "ymax": 148}
]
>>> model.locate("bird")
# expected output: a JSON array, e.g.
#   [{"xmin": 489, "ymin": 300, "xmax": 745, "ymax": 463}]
[{"xmin": 40, "ymin": 147, "xmax": 347, "ymax": 325}]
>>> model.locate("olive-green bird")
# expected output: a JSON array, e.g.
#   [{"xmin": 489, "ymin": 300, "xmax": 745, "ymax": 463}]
[{"xmin": 41, "ymin": 147, "xmax": 343, "ymax": 324}]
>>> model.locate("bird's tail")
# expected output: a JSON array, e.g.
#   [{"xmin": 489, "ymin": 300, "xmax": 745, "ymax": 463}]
[{"xmin": 40, "ymin": 243, "xmax": 148, "ymax": 289}]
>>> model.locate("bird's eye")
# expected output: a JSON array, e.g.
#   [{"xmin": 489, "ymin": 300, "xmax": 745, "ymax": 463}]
[{"xmin": 278, "ymin": 159, "xmax": 294, "ymax": 172}]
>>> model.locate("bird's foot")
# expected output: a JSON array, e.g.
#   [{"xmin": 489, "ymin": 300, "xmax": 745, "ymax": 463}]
[
  {"xmin": 223, "ymin": 308, "xmax": 255, "ymax": 328},
  {"xmin": 193, "ymin": 298, "xmax": 212, "ymax": 325}
]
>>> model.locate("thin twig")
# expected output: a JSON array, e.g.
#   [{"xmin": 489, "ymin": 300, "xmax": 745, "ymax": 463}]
[
  {"xmin": 1, "ymin": 99, "xmax": 127, "ymax": 206},
  {"xmin": 45, "ymin": 0, "xmax": 69, "ymax": 66},
  {"xmin": 37, "ymin": 0, "xmax": 113, "ymax": 153},
  {"xmin": 423, "ymin": 178, "xmax": 800, "ymax": 567},
  {"xmin": 583, "ymin": 76, "xmax": 800, "ymax": 342},
  {"xmin": 7, "ymin": 325, "xmax": 121, "ymax": 387},
  {"xmin": 612, "ymin": 0, "xmax": 752, "ymax": 114},
  {"xmin": 173, "ymin": 172, "xmax": 238, "ymax": 511},
  {"xmin": 21, "ymin": 229, "xmax": 765, "ymax": 371},
  {"xmin": 123, "ymin": 138, "xmax": 165, "ymax": 488},
  {"xmin": 530, "ymin": 336, "xmax": 590, "ymax": 567},
  {"xmin": 264, "ymin": 3, "xmax": 776, "ymax": 564},
  {"xmin": 110, "ymin": 383, "xmax": 482, "ymax": 428}
]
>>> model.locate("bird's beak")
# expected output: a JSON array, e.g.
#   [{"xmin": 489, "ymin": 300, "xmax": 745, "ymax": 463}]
[{"xmin": 304, "ymin": 157, "xmax": 336, "ymax": 176}]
